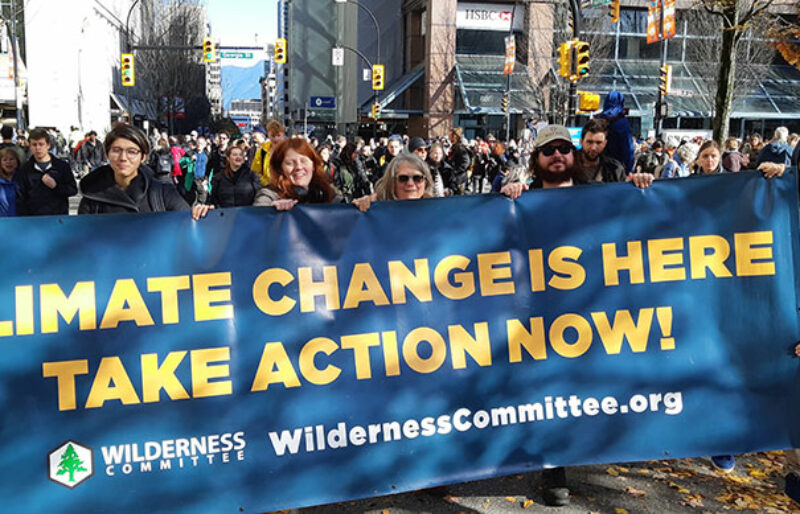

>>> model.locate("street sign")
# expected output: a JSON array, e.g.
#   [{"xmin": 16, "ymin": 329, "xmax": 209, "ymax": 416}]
[
  {"xmin": 363, "ymin": 69, "xmax": 371, "ymax": 81},
  {"xmin": 332, "ymin": 47, "xmax": 344, "ymax": 66},
  {"xmin": 219, "ymin": 51, "xmax": 253, "ymax": 59},
  {"xmin": 310, "ymin": 96, "xmax": 336, "ymax": 109}
]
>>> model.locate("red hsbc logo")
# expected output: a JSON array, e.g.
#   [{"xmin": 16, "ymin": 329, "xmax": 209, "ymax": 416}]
[{"xmin": 499, "ymin": 11, "xmax": 512, "ymax": 22}]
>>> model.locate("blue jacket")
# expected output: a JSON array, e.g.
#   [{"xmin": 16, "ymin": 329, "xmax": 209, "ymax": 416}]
[
  {"xmin": 598, "ymin": 91, "xmax": 634, "ymax": 174},
  {"xmin": 195, "ymin": 151, "xmax": 209, "ymax": 179},
  {"xmin": 756, "ymin": 141, "xmax": 793, "ymax": 168},
  {"xmin": 0, "ymin": 175, "xmax": 16, "ymax": 216}
]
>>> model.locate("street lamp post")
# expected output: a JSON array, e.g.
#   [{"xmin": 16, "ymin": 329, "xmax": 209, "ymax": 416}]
[{"xmin": 334, "ymin": 0, "xmax": 380, "ymax": 136}]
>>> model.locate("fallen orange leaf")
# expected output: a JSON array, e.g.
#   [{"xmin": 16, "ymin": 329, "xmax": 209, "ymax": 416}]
[{"xmin": 522, "ymin": 499, "xmax": 535, "ymax": 508}]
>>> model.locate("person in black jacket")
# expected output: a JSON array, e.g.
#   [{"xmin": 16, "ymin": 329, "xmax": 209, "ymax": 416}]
[
  {"xmin": 16, "ymin": 127, "xmax": 77, "ymax": 216},
  {"xmin": 574, "ymin": 118, "xmax": 626, "ymax": 184},
  {"xmin": 447, "ymin": 127, "xmax": 471, "ymax": 195},
  {"xmin": 207, "ymin": 146, "xmax": 262, "ymax": 208},
  {"xmin": 78, "ymin": 124, "xmax": 189, "ymax": 214}
]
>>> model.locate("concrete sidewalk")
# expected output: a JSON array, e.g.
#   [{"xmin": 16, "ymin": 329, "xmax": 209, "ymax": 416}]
[{"xmin": 296, "ymin": 452, "xmax": 797, "ymax": 513}]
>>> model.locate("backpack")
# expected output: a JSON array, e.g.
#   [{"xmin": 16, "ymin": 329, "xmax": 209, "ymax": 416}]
[
  {"xmin": 335, "ymin": 163, "xmax": 355, "ymax": 199},
  {"xmin": 156, "ymin": 152, "xmax": 173, "ymax": 176}
]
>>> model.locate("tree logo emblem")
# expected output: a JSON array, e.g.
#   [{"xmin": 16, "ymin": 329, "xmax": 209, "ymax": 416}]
[{"xmin": 48, "ymin": 441, "xmax": 93, "ymax": 488}]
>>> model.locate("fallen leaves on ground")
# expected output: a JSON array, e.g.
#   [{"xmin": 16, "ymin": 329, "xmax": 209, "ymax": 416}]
[
  {"xmin": 504, "ymin": 496, "xmax": 516, "ymax": 502},
  {"xmin": 614, "ymin": 509, "xmax": 629, "ymax": 514},
  {"xmin": 624, "ymin": 486, "xmax": 647, "ymax": 497},
  {"xmin": 522, "ymin": 499, "xmax": 534, "ymax": 508},
  {"xmin": 680, "ymin": 493, "xmax": 704, "ymax": 507}
]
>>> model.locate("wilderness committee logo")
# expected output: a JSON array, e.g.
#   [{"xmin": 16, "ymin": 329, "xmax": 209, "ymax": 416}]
[{"xmin": 48, "ymin": 441, "xmax": 94, "ymax": 488}]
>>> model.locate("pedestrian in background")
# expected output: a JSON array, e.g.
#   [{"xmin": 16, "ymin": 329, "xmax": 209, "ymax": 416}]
[
  {"xmin": 78, "ymin": 130, "xmax": 105, "ymax": 177},
  {"xmin": 16, "ymin": 127, "xmax": 77, "ymax": 216},
  {"xmin": 755, "ymin": 127, "xmax": 793, "ymax": 168},
  {"xmin": 0, "ymin": 147, "xmax": 20, "ymax": 216},
  {"xmin": 721, "ymin": 138, "xmax": 747, "ymax": 172},
  {"xmin": 598, "ymin": 90, "xmax": 635, "ymax": 174}
]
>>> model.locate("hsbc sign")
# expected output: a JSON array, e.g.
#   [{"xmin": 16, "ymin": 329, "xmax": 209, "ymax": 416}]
[{"xmin": 457, "ymin": 3, "xmax": 525, "ymax": 32}]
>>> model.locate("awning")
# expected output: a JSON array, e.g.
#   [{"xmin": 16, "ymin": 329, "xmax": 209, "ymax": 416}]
[
  {"xmin": 110, "ymin": 93, "xmax": 128, "ymax": 114},
  {"xmin": 360, "ymin": 62, "xmax": 425, "ymax": 113},
  {"xmin": 575, "ymin": 59, "xmax": 800, "ymax": 119},
  {"xmin": 111, "ymin": 93, "xmax": 157, "ymax": 119},
  {"xmin": 453, "ymin": 55, "xmax": 544, "ymax": 116}
]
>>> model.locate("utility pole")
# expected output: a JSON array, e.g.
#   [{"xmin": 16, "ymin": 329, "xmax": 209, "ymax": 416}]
[
  {"xmin": 567, "ymin": 0, "xmax": 581, "ymax": 126},
  {"xmin": 654, "ymin": 0, "xmax": 667, "ymax": 138},
  {"xmin": 504, "ymin": 2, "xmax": 518, "ymax": 144}
]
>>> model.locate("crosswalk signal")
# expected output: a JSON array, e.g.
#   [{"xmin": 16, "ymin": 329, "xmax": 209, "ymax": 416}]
[
  {"xmin": 659, "ymin": 64, "xmax": 673, "ymax": 96},
  {"xmin": 609, "ymin": 0, "xmax": 620, "ymax": 24},
  {"xmin": 202, "ymin": 37, "xmax": 216, "ymax": 63},
  {"xmin": 372, "ymin": 64, "xmax": 385, "ymax": 91},
  {"xmin": 557, "ymin": 41, "xmax": 572, "ymax": 79},
  {"xmin": 501, "ymin": 95, "xmax": 509, "ymax": 113},
  {"xmin": 371, "ymin": 102, "xmax": 381, "ymax": 119},
  {"xmin": 575, "ymin": 41, "xmax": 590, "ymax": 78},
  {"xmin": 121, "ymin": 53, "xmax": 135, "ymax": 87},
  {"xmin": 275, "ymin": 38, "xmax": 287, "ymax": 64}
]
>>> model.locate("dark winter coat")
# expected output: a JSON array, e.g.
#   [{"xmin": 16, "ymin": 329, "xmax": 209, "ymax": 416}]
[
  {"xmin": 78, "ymin": 164, "xmax": 189, "ymax": 214},
  {"xmin": 448, "ymin": 143, "xmax": 471, "ymax": 186},
  {"xmin": 16, "ymin": 156, "xmax": 77, "ymax": 216},
  {"xmin": 208, "ymin": 166, "xmax": 262, "ymax": 208},
  {"xmin": 574, "ymin": 149, "xmax": 626, "ymax": 184},
  {"xmin": 755, "ymin": 141, "xmax": 793, "ymax": 168}
]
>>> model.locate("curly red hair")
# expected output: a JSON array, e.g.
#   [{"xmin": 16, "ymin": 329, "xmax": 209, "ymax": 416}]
[{"xmin": 268, "ymin": 138, "xmax": 335, "ymax": 201}]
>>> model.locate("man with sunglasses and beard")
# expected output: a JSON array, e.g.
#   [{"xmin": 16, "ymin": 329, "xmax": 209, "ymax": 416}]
[
  {"xmin": 499, "ymin": 125, "xmax": 652, "ymax": 507},
  {"xmin": 501, "ymin": 125, "xmax": 653, "ymax": 200}
]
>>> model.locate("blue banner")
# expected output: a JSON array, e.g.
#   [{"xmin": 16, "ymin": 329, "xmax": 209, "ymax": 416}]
[{"xmin": 1, "ymin": 171, "xmax": 799, "ymax": 512}]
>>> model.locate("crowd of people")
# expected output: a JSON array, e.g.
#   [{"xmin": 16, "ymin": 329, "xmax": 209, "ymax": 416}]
[{"xmin": 1, "ymin": 96, "xmax": 800, "ymax": 507}]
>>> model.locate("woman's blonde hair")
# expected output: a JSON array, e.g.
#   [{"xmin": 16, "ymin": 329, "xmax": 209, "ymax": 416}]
[{"xmin": 374, "ymin": 153, "xmax": 434, "ymax": 201}]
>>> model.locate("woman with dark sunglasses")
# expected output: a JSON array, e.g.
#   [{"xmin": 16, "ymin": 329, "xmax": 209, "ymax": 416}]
[{"xmin": 352, "ymin": 152, "xmax": 433, "ymax": 211}]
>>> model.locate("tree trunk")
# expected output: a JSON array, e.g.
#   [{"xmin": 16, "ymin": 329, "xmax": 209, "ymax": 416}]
[{"xmin": 712, "ymin": 12, "xmax": 740, "ymax": 145}]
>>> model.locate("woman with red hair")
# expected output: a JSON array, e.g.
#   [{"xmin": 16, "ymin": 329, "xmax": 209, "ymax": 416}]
[{"xmin": 253, "ymin": 138, "xmax": 342, "ymax": 210}]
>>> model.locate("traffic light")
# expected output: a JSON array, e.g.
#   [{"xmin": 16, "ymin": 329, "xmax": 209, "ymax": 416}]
[
  {"xmin": 121, "ymin": 53, "xmax": 135, "ymax": 87},
  {"xmin": 659, "ymin": 64, "xmax": 673, "ymax": 96},
  {"xmin": 609, "ymin": 0, "xmax": 620, "ymax": 24},
  {"xmin": 577, "ymin": 91, "xmax": 600, "ymax": 112},
  {"xmin": 501, "ymin": 95, "xmax": 509, "ymax": 113},
  {"xmin": 557, "ymin": 41, "xmax": 572, "ymax": 78},
  {"xmin": 372, "ymin": 64, "xmax": 385, "ymax": 90},
  {"xmin": 574, "ymin": 40, "xmax": 590, "ymax": 78},
  {"xmin": 371, "ymin": 102, "xmax": 381, "ymax": 119},
  {"xmin": 275, "ymin": 38, "xmax": 287, "ymax": 64},
  {"xmin": 202, "ymin": 37, "xmax": 216, "ymax": 63}
]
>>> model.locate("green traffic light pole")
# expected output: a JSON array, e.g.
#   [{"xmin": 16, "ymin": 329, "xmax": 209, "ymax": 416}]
[{"xmin": 567, "ymin": 0, "xmax": 582, "ymax": 126}]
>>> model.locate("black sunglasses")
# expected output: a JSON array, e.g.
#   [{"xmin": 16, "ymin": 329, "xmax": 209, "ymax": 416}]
[
  {"xmin": 397, "ymin": 174, "xmax": 425, "ymax": 184},
  {"xmin": 540, "ymin": 143, "xmax": 573, "ymax": 157}
]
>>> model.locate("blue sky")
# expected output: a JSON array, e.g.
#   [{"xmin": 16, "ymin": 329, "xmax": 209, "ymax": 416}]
[{"xmin": 206, "ymin": 0, "xmax": 278, "ymax": 47}]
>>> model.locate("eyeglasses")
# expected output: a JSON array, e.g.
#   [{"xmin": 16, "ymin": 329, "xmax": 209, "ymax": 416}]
[
  {"xmin": 539, "ymin": 144, "xmax": 573, "ymax": 157},
  {"xmin": 397, "ymin": 174, "xmax": 425, "ymax": 184},
  {"xmin": 108, "ymin": 147, "xmax": 142, "ymax": 158}
]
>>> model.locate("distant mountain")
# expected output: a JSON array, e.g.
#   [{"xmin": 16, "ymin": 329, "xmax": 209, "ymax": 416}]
[{"xmin": 221, "ymin": 61, "xmax": 264, "ymax": 110}]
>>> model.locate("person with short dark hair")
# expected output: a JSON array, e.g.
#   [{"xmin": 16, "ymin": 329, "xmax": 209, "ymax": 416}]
[
  {"xmin": 16, "ymin": 127, "xmax": 77, "ymax": 216},
  {"xmin": 575, "ymin": 118, "xmax": 626, "ymax": 184},
  {"xmin": 77, "ymin": 130, "xmax": 105, "ymax": 176},
  {"xmin": 78, "ymin": 124, "xmax": 188, "ymax": 214}
]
